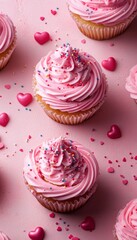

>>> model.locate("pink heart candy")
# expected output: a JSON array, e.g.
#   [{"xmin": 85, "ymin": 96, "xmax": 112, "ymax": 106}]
[
  {"xmin": 107, "ymin": 124, "xmax": 121, "ymax": 139},
  {"xmin": 28, "ymin": 227, "xmax": 45, "ymax": 240},
  {"xmin": 17, "ymin": 93, "xmax": 33, "ymax": 106},
  {"xmin": 80, "ymin": 216, "xmax": 95, "ymax": 231},
  {"xmin": 51, "ymin": 9, "xmax": 57, "ymax": 15},
  {"xmin": 34, "ymin": 32, "xmax": 50, "ymax": 45},
  {"xmin": 101, "ymin": 57, "xmax": 117, "ymax": 71},
  {"xmin": 0, "ymin": 113, "xmax": 10, "ymax": 127}
]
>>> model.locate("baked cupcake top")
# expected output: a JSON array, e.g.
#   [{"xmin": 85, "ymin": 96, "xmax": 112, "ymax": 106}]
[
  {"xmin": 0, "ymin": 13, "xmax": 15, "ymax": 54},
  {"xmin": 23, "ymin": 137, "xmax": 99, "ymax": 201},
  {"xmin": 67, "ymin": 0, "xmax": 137, "ymax": 26},
  {"xmin": 35, "ymin": 44, "xmax": 106, "ymax": 113},
  {"xmin": 115, "ymin": 199, "xmax": 137, "ymax": 240},
  {"xmin": 0, "ymin": 232, "xmax": 10, "ymax": 240},
  {"xmin": 125, "ymin": 64, "xmax": 137, "ymax": 100}
]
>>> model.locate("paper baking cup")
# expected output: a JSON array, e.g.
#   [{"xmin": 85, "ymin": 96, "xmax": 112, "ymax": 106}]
[
  {"xmin": 70, "ymin": 11, "xmax": 137, "ymax": 40},
  {"xmin": 33, "ymin": 189, "xmax": 93, "ymax": 213},
  {"xmin": 0, "ymin": 37, "xmax": 16, "ymax": 70},
  {"xmin": 44, "ymin": 101, "xmax": 104, "ymax": 125}
]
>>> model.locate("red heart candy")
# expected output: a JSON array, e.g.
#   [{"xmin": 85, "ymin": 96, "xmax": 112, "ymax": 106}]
[
  {"xmin": 101, "ymin": 57, "xmax": 117, "ymax": 71},
  {"xmin": 51, "ymin": 9, "xmax": 57, "ymax": 15},
  {"xmin": 34, "ymin": 32, "xmax": 50, "ymax": 45},
  {"xmin": 0, "ymin": 113, "xmax": 10, "ymax": 127},
  {"xmin": 17, "ymin": 93, "xmax": 33, "ymax": 106},
  {"xmin": 28, "ymin": 227, "xmax": 45, "ymax": 240},
  {"xmin": 107, "ymin": 124, "xmax": 121, "ymax": 139},
  {"xmin": 80, "ymin": 216, "xmax": 95, "ymax": 231}
]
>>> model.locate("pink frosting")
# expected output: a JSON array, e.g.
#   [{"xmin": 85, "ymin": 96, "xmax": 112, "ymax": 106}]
[
  {"xmin": 0, "ymin": 232, "xmax": 10, "ymax": 240},
  {"xmin": 35, "ymin": 44, "xmax": 106, "ymax": 113},
  {"xmin": 125, "ymin": 64, "xmax": 137, "ymax": 100},
  {"xmin": 67, "ymin": 0, "xmax": 137, "ymax": 26},
  {"xmin": 23, "ymin": 137, "xmax": 99, "ymax": 201},
  {"xmin": 115, "ymin": 199, "xmax": 137, "ymax": 240},
  {"xmin": 0, "ymin": 14, "xmax": 15, "ymax": 54}
]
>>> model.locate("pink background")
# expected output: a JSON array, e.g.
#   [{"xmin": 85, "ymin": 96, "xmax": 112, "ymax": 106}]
[{"xmin": 0, "ymin": 0, "xmax": 137, "ymax": 239}]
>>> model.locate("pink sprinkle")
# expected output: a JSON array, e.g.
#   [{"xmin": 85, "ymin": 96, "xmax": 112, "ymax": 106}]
[
  {"xmin": 100, "ymin": 141, "xmax": 104, "ymax": 145},
  {"xmin": 122, "ymin": 157, "xmax": 127, "ymax": 162},
  {"xmin": 110, "ymin": 43, "xmax": 115, "ymax": 47},
  {"xmin": 49, "ymin": 212, "xmax": 55, "ymax": 218},
  {"xmin": 120, "ymin": 174, "xmax": 125, "ymax": 179},
  {"xmin": 81, "ymin": 39, "xmax": 86, "ymax": 44},
  {"xmin": 4, "ymin": 84, "xmax": 11, "ymax": 89},
  {"xmin": 51, "ymin": 9, "xmax": 57, "ymax": 15},
  {"xmin": 122, "ymin": 179, "xmax": 128, "ymax": 185},
  {"xmin": 107, "ymin": 167, "xmax": 115, "ymax": 173},
  {"xmin": 57, "ymin": 226, "xmax": 62, "ymax": 232},
  {"xmin": 69, "ymin": 235, "xmax": 73, "ymax": 239},
  {"xmin": 134, "ymin": 156, "xmax": 137, "ymax": 160},
  {"xmin": 133, "ymin": 175, "xmax": 137, "ymax": 180},
  {"xmin": 19, "ymin": 149, "xmax": 24, "ymax": 152},
  {"xmin": 40, "ymin": 16, "xmax": 45, "ymax": 21},
  {"xmin": 90, "ymin": 138, "xmax": 95, "ymax": 142},
  {"xmin": 108, "ymin": 160, "xmax": 112, "ymax": 164}
]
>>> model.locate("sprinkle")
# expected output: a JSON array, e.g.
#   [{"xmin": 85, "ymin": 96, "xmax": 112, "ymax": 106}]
[
  {"xmin": 107, "ymin": 167, "xmax": 115, "ymax": 173},
  {"xmin": 19, "ymin": 148, "xmax": 24, "ymax": 152},
  {"xmin": 57, "ymin": 226, "xmax": 62, "ymax": 232},
  {"xmin": 81, "ymin": 39, "xmax": 86, "ymax": 44},
  {"xmin": 40, "ymin": 16, "xmax": 45, "ymax": 21},
  {"xmin": 122, "ymin": 179, "xmax": 128, "ymax": 185},
  {"xmin": 49, "ymin": 212, "xmax": 55, "ymax": 218}
]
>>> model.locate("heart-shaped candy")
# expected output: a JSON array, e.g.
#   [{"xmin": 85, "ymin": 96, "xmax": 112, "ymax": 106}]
[
  {"xmin": 101, "ymin": 57, "xmax": 117, "ymax": 71},
  {"xmin": 17, "ymin": 93, "xmax": 33, "ymax": 106},
  {"xmin": 80, "ymin": 216, "xmax": 95, "ymax": 231},
  {"xmin": 51, "ymin": 9, "xmax": 57, "ymax": 15},
  {"xmin": 28, "ymin": 227, "xmax": 45, "ymax": 240},
  {"xmin": 107, "ymin": 124, "xmax": 121, "ymax": 139},
  {"xmin": 34, "ymin": 32, "xmax": 50, "ymax": 45},
  {"xmin": 0, "ymin": 113, "xmax": 10, "ymax": 127}
]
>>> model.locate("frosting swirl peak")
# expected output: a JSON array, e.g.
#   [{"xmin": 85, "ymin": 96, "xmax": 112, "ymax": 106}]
[
  {"xmin": 67, "ymin": 0, "xmax": 137, "ymax": 26},
  {"xmin": 24, "ymin": 137, "xmax": 99, "ymax": 201},
  {"xmin": 115, "ymin": 199, "xmax": 137, "ymax": 240},
  {"xmin": 35, "ymin": 44, "xmax": 106, "ymax": 113}
]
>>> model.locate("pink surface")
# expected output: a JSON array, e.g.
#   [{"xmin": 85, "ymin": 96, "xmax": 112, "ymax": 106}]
[{"xmin": 0, "ymin": 1, "xmax": 137, "ymax": 239}]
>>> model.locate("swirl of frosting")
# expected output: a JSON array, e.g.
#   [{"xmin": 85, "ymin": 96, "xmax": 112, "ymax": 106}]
[
  {"xmin": 23, "ymin": 137, "xmax": 99, "ymax": 201},
  {"xmin": 0, "ymin": 232, "xmax": 10, "ymax": 240},
  {"xmin": 35, "ymin": 44, "xmax": 106, "ymax": 113},
  {"xmin": 115, "ymin": 199, "xmax": 137, "ymax": 240},
  {"xmin": 125, "ymin": 64, "xmax": 137, "ymax": 100},
  {"xmin": 0, "ymin": 14, "xmax": 15, "ymax": 54},
  {"xmin": 67, "ymin": 0, "xmax": 137, "ymax": 26}
]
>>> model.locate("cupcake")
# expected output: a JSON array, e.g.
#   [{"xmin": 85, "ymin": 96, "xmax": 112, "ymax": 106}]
[
  {"xmin": 23, "ymin": 137, "xmax": 99, "ymax": 213},
  {"xmin": 0, "ymin": 13, "xmax": 16, "ymax": 70},
  {"xmin": 34, "ymin": 44, "xmax": 107, "ymax": 124},
  {"xmin": 0, "ymin": 231, "xmax": 10, "ymax": 240},
  {"xmin": 66, "ymin": 0, "xmax": 137, "ymax": 40},
  {"xmin": 115, "ymin": 199, "xmax": 137, "ymax": 240},
  {"xmin": 125, "ymin": 64, "xmax": 137, "ymax": 103}
]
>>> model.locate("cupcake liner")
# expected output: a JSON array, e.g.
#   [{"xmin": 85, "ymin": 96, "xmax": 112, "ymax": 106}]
[
  {"xmin": 33, "ymin": 188, "xmax": 93, "ymax": 213},
  {"xmin": 70, "ymin": 11, "xmax": 137, "ymax": 40},
  {"xmin": 0, "ymin": 36, "xmax": 16, "ymax": 70},
  {"xmin": 43, "ymin": 100, "xmax": 104, "ymax": 125},
  {"xmin": 25, "ymin": 179, "xmax": 98, "ymax": 213}
]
